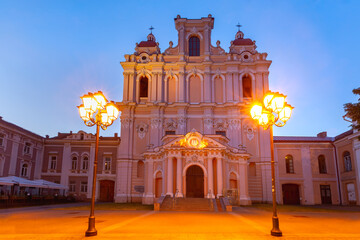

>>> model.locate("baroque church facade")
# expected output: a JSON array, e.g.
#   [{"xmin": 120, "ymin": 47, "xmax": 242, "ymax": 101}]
[
  {"xmin": 117, "ymin": 15, "xmax": 271, "ymax": 205},
  {"xmin": 1, "ymin": 16, "xmax": 360, "ymax": 206}
]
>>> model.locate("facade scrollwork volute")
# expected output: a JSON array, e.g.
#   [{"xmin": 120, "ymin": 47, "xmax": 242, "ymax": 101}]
[
  {"xmin": 121, "ymin": 118, "xmax": 133, "ymax": 128},
  {"xmin": 227, "ymin": 119, "xmax": 241, "ymax": 130},
  {"xmin": 163, "ymin": 118, "xmax": 178, "ymax": 131},
  {"xmin": 136, "ymin": 123, "xmax": 148, "ymax": 139},
  {"xmin": 150, "ymin": 118, "xmax": 162, "ymax": 129},
  {"xmin": 243, "ymin": 124, "xmax": 257, "ymax": 141},
  {"xmin": 213, "ymin": 119, "xmax": 228, "ymax": 131}
]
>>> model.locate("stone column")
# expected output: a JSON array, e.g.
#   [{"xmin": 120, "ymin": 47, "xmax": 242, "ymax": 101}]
[
  {"xmin": 9, "ymin": 134, "xmax": 20, "ymax": 176},
  {"xmin": 179, "ymin": 72, "xmax": 185, "ymax": 102},
  {"xmin": 217, "ymin": 158, "xmax": 223, "ymax": 197},
  {"xmin": 207, "ymin": 157, "xmax": 214, "ymax": 198},
  {"xmin": 157, "ymin": 72, "xmax": 163, "ymax": 102},
  {"xmin": 176, "ymin": 157, "xmax": 183, "ymax": 197},
  {"xmin": 123, "ymin": 73, "xmax": 129, "ymax": 102},
  {"xmin": 233, "ymin": 73, "xmax": 239, "ymax": 102},
  {"xmin": 255, "ymin": 73, "xmax": 263, "ymax": 99},
  {"xmin": 352, "ymin": 139, "xmax": 360, "ymax": 205},
  {"xmin": 204, "ymin": 69, "xmax": 211, "ymax": 102},
  {"xmin": 226, "ymin": 72, "xmax": 233, "ymax": 102},
  {"xmin": 34, "ymin": 146, "xmax": 44, "ymax": 179},
  {"xmin": 186, "ymin": 76, "xmax": 190, "ymax": 103},
  {"xmin": 301, "ymin": 146, "xmax": 315, "ymax": 205},
  {"xmin": 128, "ymin": 73, "xmax": 135, "ymax": 102},
  {"xmin": 135, "ymin": 76, "xmax": 140, "ymax": 103},
  {"xmin": 179, "ymin": 26, "xmax": 185, "ymax": 55},
  {"xmin": 167, "ymin": 157, "xmax": 173, "ymax": 196},
  {"xmin": 238, "ymin": 162, "xmax": 251, "ymax": 205},
  {"xmin": 60, "ymin": 143, "xmax": 71, "ymax": 195},
  {"xmin": 143, "ymin": 160, "xmax": 154, "ymax": 204},
  {"xmin": 151, "ymin": 74, "xmax": 157, "ymax": 102},
  {"xmin": 86, "ymin": 143, "xmax": 95, "ymax": 199}
]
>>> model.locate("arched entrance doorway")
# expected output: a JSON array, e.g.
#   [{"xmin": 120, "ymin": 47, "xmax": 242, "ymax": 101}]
[
  {"xmin": 282, "ymin": 184, "xmax": 300, "ymax": 205},
  {"xmin": 99, "ymin": 180, "xmax": 115, "ymax": 202},
  {"xmin": 186, "ymin": 165, "xmax": 204, "ymax": 198}
]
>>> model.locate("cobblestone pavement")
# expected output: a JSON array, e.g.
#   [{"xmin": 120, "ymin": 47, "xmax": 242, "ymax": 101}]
[{"xmin": 1, "ymin": 204, "xmax": 360, "ymax": 239}]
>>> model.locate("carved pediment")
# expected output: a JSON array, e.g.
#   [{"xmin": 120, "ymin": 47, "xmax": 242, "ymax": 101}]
[{"xmin": 163, "ymin": 130, "xmax": 226, "ymax": 149}]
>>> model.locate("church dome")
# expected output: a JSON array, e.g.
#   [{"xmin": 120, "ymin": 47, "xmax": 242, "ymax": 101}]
[
  {"xmin": 232, "ymin": 30, "xmax": 253, "ymax": 46},
  {"xmin": 138, "ymin": 33, "xmax": 157, "ymax": 47}
]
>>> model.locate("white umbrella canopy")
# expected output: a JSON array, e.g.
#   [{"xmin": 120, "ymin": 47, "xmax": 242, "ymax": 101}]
[
  {"xmin": 33, "ymin": 179, "xmax": 68, "ymax": 190},
  {"xmin": 0, "ymin": 176, "xmax": 44, "ymax": 188}
]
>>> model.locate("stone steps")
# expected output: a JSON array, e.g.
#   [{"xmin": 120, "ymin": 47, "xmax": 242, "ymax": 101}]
[{"xmin": 160, "ymin": 196, "xmax": 214, "ymax": 211}]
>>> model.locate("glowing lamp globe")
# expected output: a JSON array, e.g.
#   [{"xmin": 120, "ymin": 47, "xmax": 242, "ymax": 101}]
[
  {"xmin": 250, "ymin": 104, "xmax": 262, "ymax": 120},
  {"xmin": 78, "ymin": 105, "xmax": 90, "ymax": 121},
  {"xmin": 270, "ymin": 94, "xmax": 286, "ymax": 113},
  {"xmin": 263, "ymin": 93, "xmax": 275, "ymax": 110},
  {"xmin": 258, "ymin": 113, "xmax": 269, "ymax": 126},
  {"xmin": 106, "ymin": 102, "xmax": 119, "ymax": 121},
  {"xmin": 279, "ymin": 105, "xmax": 293, "ymax": 122},
  {"xmin": 93, "ymin": 91, "xmax": 107, "ymax": 109},
  {"xmin": 81, "ymin": 93, "xmax": 97, "ymax": 113}
]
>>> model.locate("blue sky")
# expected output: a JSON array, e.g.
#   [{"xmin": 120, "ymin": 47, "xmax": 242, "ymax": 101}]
[{"xmin": 0, "ymin": 0, "xmax": 359, "ymax": 137}]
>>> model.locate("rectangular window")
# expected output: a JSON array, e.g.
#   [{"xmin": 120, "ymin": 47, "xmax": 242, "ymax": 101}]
[
  {"xmin": 216, "ymin": 131, "xmax": 226, "ymax": 137},
  {"xmin": 165, "ymin": 131, "xmax": 176, "ymax": 135},
  {"xmin": 320, "ymin": 185, "xmax": 332, "ymax": 204},
  {"xmin": 49, "ymin": 156, "xmax": 57, "ymax": 170},
  {"xmin": 23, "ymin": 142, "xmax": 31, "ymax": 155},
  {"xmin": 80, "ymin": 182, "xmax": 88, "ymax": 193},
  {"xmin": 71, "ymin": 157, "xmax": 77, "ymax": 170},
  {"xmin": 69, "ymin": 181, "xmax": 76, "ymax": 192},
  {"xmin": 104, "ymin": 157, "xmax": 111, "ymax": 171},
  {"xmin": 0, "ymin": 133, "xmax": 5, "ymax": 147},
  {"xmin": 82, "ymin": 156, "xmax": 89, "ymax": 170}
]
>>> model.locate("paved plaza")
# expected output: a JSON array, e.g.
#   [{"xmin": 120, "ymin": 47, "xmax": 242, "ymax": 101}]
[{"xmin": 1, "ymin": 204, "xmax": 360, "ymax": 240}]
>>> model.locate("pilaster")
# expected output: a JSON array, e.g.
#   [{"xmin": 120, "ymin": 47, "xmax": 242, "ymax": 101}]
[{"xmin": 301, "ymin": 146, "xmax": 315, "ymax": 205}]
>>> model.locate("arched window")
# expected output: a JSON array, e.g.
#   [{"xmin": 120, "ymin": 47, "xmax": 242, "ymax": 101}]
[
  {"xmin": 139, "ymin": 77, "xmax": 148, "ymax": 98},
  {"xmin": 285, "ymin": 155, "xmax": 294, "ymax": 173},
  {"xmin": 82, "ymin": 156, "xmax": 89, "ymax": 170},
  {"xmin": 189, "ymin": 36, "xmax": 200, "ymax": 56},
  {"xmin": 343, "ymin": 151, "xmax": 352, "ymax": 172},
  {"xmin": 71, "ymin": 156, "xmax": 78, "ymax": 170},
  {"xmin": 137, "ymin": 160, "xmax": 144, "ymax": 178},
  {"xmin": 318, "ymin": 155, "xmax": 327, "ymax": 174},
  {"xmin": 242, "ymin": 74, "xmax": 252, "ymax": 98},
  {"xmin": 21, "ymin": 163, "xmax": 28, "ymax": 177}
]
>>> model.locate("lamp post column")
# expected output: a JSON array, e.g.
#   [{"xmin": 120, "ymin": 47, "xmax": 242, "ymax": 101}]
[
  {"xmin": 270, "ymin": 125, "xmax": 282, "ymax": 236},
  {"xmin": 85, "ymin": 123, "xmax": 100, "ymax": 237}
]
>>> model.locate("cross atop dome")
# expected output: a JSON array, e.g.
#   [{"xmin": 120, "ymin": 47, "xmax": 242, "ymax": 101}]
[
  {"xmin": 236, "ymin": 23, "xmax": 242, "ymax": 31},
  {"xmin": 149, "ymin": 26, "xmax": 154, "ymax": 33}
]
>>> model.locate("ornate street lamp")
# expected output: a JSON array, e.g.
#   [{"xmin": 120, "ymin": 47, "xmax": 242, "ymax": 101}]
[
  {"xmin": 77, "ymin": 91, "xmax": 120, "ymax": 237},
  {"xmin": 250, "ymin": 91, "xmax": 293, "ymax": 237}
]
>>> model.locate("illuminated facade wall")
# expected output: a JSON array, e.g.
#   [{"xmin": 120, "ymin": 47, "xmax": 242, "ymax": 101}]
[{"xmin": 117, "ymin": 15, "xmax": 272, "ymax": 205}]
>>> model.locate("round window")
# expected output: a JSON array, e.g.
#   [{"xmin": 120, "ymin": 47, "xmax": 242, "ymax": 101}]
[
  {"xmin": 244, "ymin": 55, "xmax": 249, "ymax": 59},
  {"xmin": 142, "ymin": 56, "xmax": 147, "ymax": 60}
]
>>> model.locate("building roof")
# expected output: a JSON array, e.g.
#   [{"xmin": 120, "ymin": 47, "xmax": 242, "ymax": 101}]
[
  {"xmin": 48, "ymin": 132, "xmax": 120, "ymax": 141},
  {"xmin": 0, "ymin": 116, "xmax": 43, "ymax": 139},
  {"xmin": 138, "ymin": 40, "xmax": 157, "ymax": 47},
  {"xmin": 334, "ymin": 129, "xmax": 353, "ymax": 141},
  {"xmin": 274, "ymin": 136, "xmax": 334, "ymax": 142},
  {"xmin": 232, "ymin": 38, "xmax": 253, "ymax": 46}
]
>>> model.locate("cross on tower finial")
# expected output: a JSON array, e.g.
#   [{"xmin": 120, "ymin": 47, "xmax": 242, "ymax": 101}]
[
  {"xmin": 149, "ymin": 26, "xmax": 154, "ymax": 33},
  {"xmin": 236, "ymin": 23, "xmax": 242, "ymax": 31}
]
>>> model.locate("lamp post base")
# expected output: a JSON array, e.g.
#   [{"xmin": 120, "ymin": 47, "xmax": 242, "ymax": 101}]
[
  {"xmin": 85, "ymin": 216, "xmax": 97, "ymax": 237},
  {"xmin": 271, "ymin": 216, "xmax": 282, "ymax": 237}
]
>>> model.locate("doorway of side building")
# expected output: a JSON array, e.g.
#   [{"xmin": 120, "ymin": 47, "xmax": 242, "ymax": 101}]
[
  {"xmin": 155, "ymin": 171, "xmax": 163, "ymax": 198},
  {"xmin": 186, "ymin": 165, "xmax": 204, "ymax": 198},
  {"xmin": 320, "ymin": 185, "xmax": 332, "ymax": 204},
  {"xmin": 99, "ymin": 180, "xmax": 115, "ymax": 202},
  {"xmin": 282, "ymin": 184, "xmax": 300, "ymax": 205}
]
